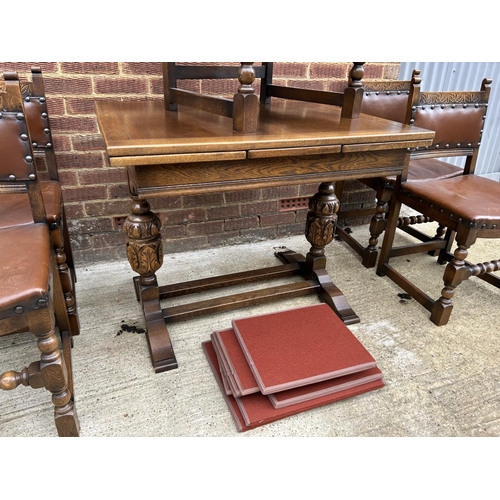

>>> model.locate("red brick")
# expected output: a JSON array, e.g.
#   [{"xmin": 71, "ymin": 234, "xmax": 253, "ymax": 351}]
[
  {"xmin": 69, "ymin": 231, "xmax": 126, "ymax": 250},
  {"xmin": 0, "ymin": 62, "xmax": 58, "ymax": 73},
  {"xmin": 50, "ymin": 116, "xmax": 98, "ymax": 134},
  {"xmin": 201, "ymin": 79, "xmax": 241, "ymax": 96},
  {"xmin": 64, "ymin": 203, "xmax": 85, "ymax": 219},
  {"xmin": 175, "ymin": 80, "xmax": 201, "ymax": 93},
  {"xmin": 150, "ymin": 77, "xmax": 166, "ymax": 95},
  {"xmin": 163, "ymin": 208, "xmax": 205, "ymax": 224},
  {"xmin": 298, "ymin": 183, "xmax": 318, "ymax": 196},
  {"xmin": 240, "ymin": 201, "xmax": 276, "ymax": 216},
  {"xmin": 207, "ymin": 204, "xmax": 240, "ymax": 220},
  {"xmin": 52, "ymin": 134, "xmax": 72, "ymax": 152},
  {"xmin": 326, "ymin": 80, "xmax": 348, "ymax": 93},
  {"xmin": 108, "ymin": 185, "xmax": 130, "ymax": 199},
  {"xmin": 225, "ymin": 190, "xmax": 260, "ymax": 204},
  {"xmin": 84, "ymin": 200, "xmax": 131, "ymax": 217},
  {"xmin": 122, "ymin": 63, "xmax": 162, "ymax": 75},
  {"xmin": 72, "ymin": 133, "xmax": 106, "ymax": 151},
  {"xmin": 383, "ymin": 64, "xmax": 401, "ymax": 80},
  {"xmin": 66, "ymin": 97, "xmax": 96, "ymax": 115},
  {"xmin": 60, "ymin": 62, "xmax": 119, "ymax": 74},
  {"xmin": 273, "ymin": 62, "xmax": 309, "ymax": 78},
  {"xmin": 261, "ymin": 185, "xmax": 299, "ymax": 200},
  {"xmin": 260, "ymin": 212, "xmax": 296, "ymax": 227},
  {"xmin": 286, "ymin": 79, "xmax": 327, "ymax": 91},
  {"xmin": 363, "ymin": 64, "xmax": 384, "ymax": 79},
  {"xmin": 45, "ymin": 97, "xmax": 65, "ymax": 116},
  {"xmin": 94, "ymin": 77, "xmax": 149, "ymax": 95},
  {"xmin": 309, "ymin": 63, "xmax": 349, "ymax": 80},
  {"xmin": 186, "ymin": 220, "xmax": 224, "ymax": 236},
  {"xmin": 57, "ymin": 151, "xmax": 104, "ymax": 169},
  {"xmin": 68, "ymin": 217, "xmax": 114, "ymax": 234},
  {"xmin": 43, "ymin": 76, "xmax": 93, "ymax": 95},
  {"xmin": 63, "ymin": 186, "xmax": 107, "ymax": 203},
  {"xmin": 183, "ymin": 192, "xmax": 224, "ymax": 208},
  {"xmin": 78, "ymin": 168, "xmax": 127, "ymax": 185},
  {"xmin": 147, "ymin": 195, "xmax": 182, "ymax": 210},
  {"xmin": 160, "ymin": 224, "xmax": 187, "ymax": 239},
  {"xmin": 224, "ymin": 216, "xmax": 259, "ymax": 231},
  {"xmin": 58, "ymin": 170, "xmax": 78, "ymax": 187}
]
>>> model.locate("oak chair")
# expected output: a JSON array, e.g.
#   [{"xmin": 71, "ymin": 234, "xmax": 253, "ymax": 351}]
[
  {"xmin": 335, "ymin": 69, "xmax": 464, "ymax": 268},
  {"xmin": 0, "ymin": 68, "xmax": 79, "ymax": 338},
  {"xmin": 0, "ymin": 72, "xmax": 79, "ymax": 435},
  {"xmin": 163, "ymin": 62, "xmax": 366, "ymax": 133},
  {"xmin": 376, "ymin": 77, "xmax": 495, "ymax": 326}
]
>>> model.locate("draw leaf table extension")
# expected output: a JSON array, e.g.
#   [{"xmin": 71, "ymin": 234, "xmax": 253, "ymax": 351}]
[{"xmin": 95, "ymin": 98, "xmax": 434, "ymax": 373}]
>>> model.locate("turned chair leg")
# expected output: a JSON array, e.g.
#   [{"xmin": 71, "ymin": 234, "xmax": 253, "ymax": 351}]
[
  {"xmin": 428, "ymin": 223, "xmax": 447, "ymax": 257},
  {"xmin": 29, "ymin": 308, "xmax": 80, "ymax": 437},
  {"xmin": 430, "ymin": 242, "xmax": 471, "ymax": 326},
  {"xmin": 363, "ymin": 189, "xmax": 392, "ymax": 268}
]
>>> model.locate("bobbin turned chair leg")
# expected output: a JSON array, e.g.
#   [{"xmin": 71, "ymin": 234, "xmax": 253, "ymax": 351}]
[{"xmin": 0, "ymin": 305, "xmax": 80, "ymax": 436}]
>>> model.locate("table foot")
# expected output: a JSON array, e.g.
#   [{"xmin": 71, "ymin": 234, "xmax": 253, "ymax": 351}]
[
  {"xmin": 274, "ymin": 247, "xmax": 359, "ymax": 324},
  {"xmin": 314, "ymin": 269, "xmax": 360, "ymax": 324},
  {"xmin": 142, "ymin": 298, "xmax": 178, "ymax": 373}
]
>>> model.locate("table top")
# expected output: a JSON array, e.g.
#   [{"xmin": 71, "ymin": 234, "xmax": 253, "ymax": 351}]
[{"xmin": 95, "ymin": 99, "xmax": 435, "ymax": 166}]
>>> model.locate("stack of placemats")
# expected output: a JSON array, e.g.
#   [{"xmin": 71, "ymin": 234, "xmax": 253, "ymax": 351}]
[{"xmin": 202, "ymin": 303, "xmax": 384, "ymax": 432}]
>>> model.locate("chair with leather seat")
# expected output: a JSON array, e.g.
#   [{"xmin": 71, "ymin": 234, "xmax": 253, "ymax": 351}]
[
  {"xmin": 0, "ymin": 68, "xmax": 79, "ymax": 338},
  {"xmin": 335, "ymin": 69, "xmax": 463, "ymax": 268},
  {"xmin": 376, "ymin": 77, "xmax": 495, "ymax": 326},
  {"xmin": 0, "ymin": 72, "xmax": 79, "ymax": 436}
]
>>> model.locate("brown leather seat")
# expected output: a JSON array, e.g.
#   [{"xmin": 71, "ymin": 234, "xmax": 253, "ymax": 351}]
[
  {"xmin": 0, "ymin": 225, "xmax": 51, "ymax": 318},
  {"xmin": 377, "ymin": 77, "xmax": 495, "ymax": 326},
  {"xmin": 0, "ymin": 181, "xmax": 61, "ymax": 227},
  {"xmin": 0, "ymin": 71, "xmax": 79, "ymax": 436},
  {"xmin": 385, "ymin": 158, "xmax": 463, "ymax": 184}
]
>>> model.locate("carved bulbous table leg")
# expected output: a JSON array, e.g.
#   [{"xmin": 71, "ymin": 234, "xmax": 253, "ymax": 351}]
[
  {"xmin": 124, "ymin": 198, "xmax": 177, "ymax": 373},
  {"xmin": 124, "ymin": 199, "xmax": 163, "ymax": 286},
  {"xmin": 304, "ymin": 182, "xmax": 359, "ymax": 325}
]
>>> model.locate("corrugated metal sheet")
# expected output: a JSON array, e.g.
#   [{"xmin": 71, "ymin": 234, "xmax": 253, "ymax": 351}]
[{"xmin": 399, "ymin": 62, "xmax": 500, "ymax": 179}]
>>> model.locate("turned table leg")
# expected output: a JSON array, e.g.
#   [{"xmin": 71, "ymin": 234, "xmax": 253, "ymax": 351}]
[
  {"xmin": 305, "ymin": 182, "xmax": 359, "ymax": 324},
  {"xmin": 124, "ymin": 198, "xmax": 178, "ymax": 373}
]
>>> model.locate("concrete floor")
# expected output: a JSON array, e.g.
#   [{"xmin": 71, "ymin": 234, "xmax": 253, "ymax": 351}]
[{"xmin": 1, "ymin": 222, "xmax": 500, "ymax": 439}]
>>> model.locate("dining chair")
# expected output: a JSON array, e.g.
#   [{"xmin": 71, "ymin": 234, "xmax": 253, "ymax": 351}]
[
  {"xmin": 0, "ymin": 68, "xmax": 79, "ymax": 338},
  {"xmin": 335, "ymin": 69, "xmax": 464, "ymax": 268},
  {"xmin": 376, "ymin": 76, "xmax": 495, "ymax": 326},
  {"xmin": 0, "ymin": 72, "xmax": 79, "ymax": 435}
]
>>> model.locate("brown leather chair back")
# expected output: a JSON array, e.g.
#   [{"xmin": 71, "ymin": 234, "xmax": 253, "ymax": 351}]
[
  {"xmin": 0, "ymin": 72, "xmax": 46, "ymax": 223},
  {"xmin": 408, "ymin": 78, "xmax": 492, "ymax": 174},
  {"xmin": 361, "ymin": 69, "xmax": 421, "ymax": 124}
]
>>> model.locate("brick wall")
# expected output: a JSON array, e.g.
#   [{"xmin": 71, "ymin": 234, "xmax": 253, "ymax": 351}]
[{"xmin": 0, "ymin": 62, "xmax": 401, "ymax": 265}]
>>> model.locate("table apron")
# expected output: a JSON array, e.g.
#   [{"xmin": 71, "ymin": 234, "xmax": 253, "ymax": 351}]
[{"xmin": 127, "ymin": 149, "xmax": 408, "ymax": 198}]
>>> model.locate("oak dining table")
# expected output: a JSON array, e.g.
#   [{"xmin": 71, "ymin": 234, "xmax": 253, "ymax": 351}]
[{"xmin": 95, "ymin": 97, "xmax": 434, "ymax": 373}]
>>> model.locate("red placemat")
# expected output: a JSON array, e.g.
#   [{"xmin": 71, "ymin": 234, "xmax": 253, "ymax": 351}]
[
  {"xmin": 202, "ymin": 340, "xmax": 384, "ymax": 432},
  {"xmin": 233, "ymin": 303, "xmax": 377, "ymax": 394},
  {"xmin": 269, "ymin": 366, "xmax": 383, "ymax": 408},
  {"xmin": 213, "ymin": 328, "xmax": 259, "ymax": 397}
]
